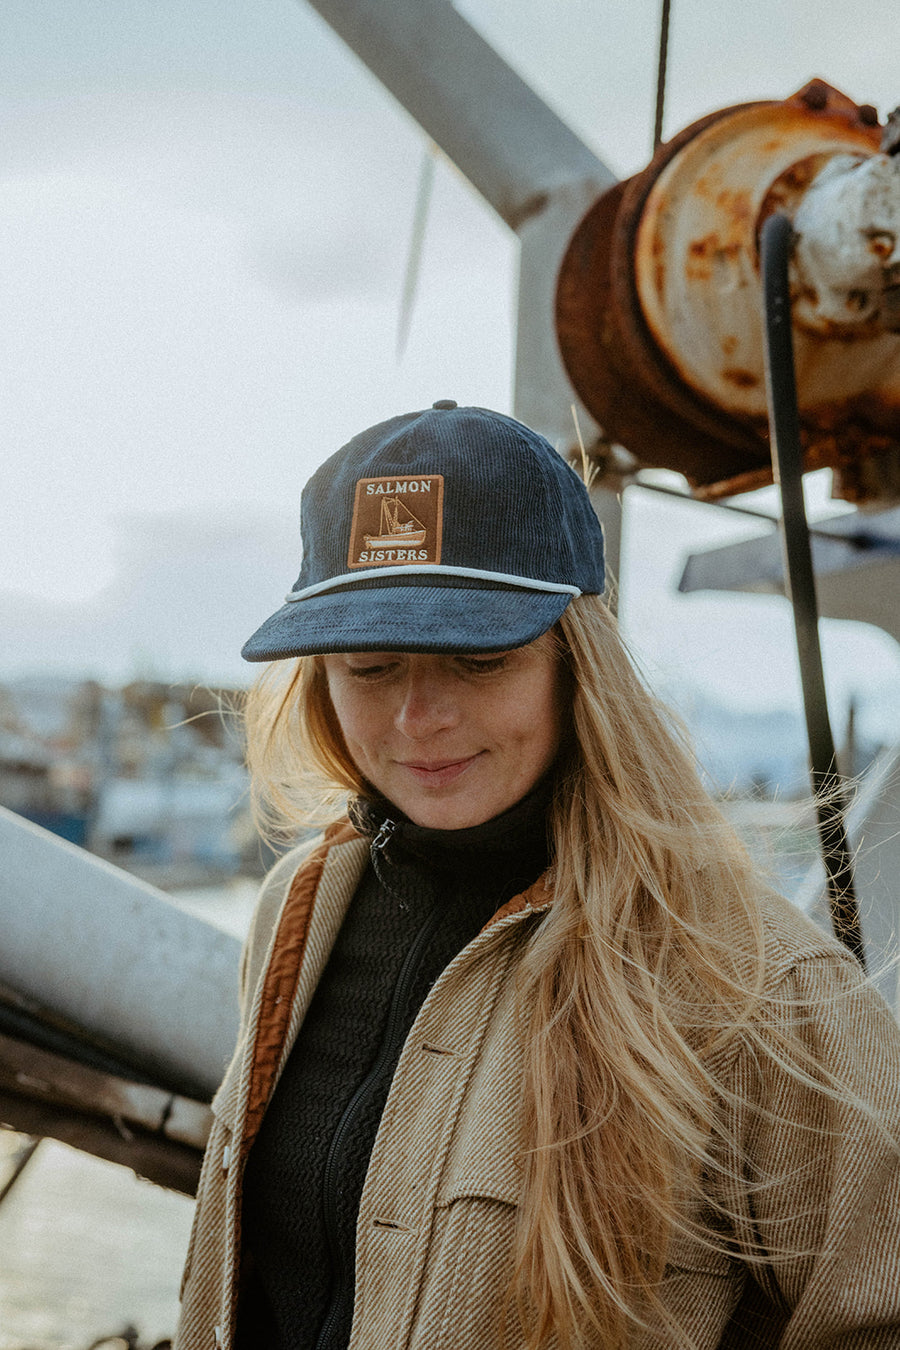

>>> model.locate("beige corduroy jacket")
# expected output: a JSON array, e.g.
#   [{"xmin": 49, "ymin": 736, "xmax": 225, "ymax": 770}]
[{"xmin": 175, "ymin": 820, "xmax": 900, "ymax": 1350}]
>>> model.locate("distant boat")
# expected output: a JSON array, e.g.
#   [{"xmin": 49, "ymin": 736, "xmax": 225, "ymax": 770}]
[{"xmin": 364, "ymin": 497, "xmax": 427, "ymax": 548}]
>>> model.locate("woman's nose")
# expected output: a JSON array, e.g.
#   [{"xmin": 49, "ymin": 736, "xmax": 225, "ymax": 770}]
[{"xmin": 394, "ymin": 666, "xmax": 459, "ymax": 739}]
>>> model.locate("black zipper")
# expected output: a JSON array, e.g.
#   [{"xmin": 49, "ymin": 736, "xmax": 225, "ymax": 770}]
[{"xmin": 313, "ymin": 871, "xmax": 442, "ymax": 1350}]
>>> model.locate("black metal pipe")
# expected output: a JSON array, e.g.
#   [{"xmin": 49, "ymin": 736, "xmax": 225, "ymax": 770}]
[
  {"xmin": 759, "ymin": 211, "xmax": 865, "ymax": 967},
  {"xmin": 653, "ymin": 0, "xmax": 672, "ymax": 151}
]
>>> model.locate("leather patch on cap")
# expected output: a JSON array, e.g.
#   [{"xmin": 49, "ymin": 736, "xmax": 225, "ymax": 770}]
[{"xmin": 347, "ymin": 474, "xmax": 444, "ymax": 568}]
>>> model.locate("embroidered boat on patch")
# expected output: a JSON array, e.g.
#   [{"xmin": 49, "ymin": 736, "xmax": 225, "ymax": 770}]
[
  {"xmin": 348, "ymin": 474, "xmax": 444, "ymax": 567},
  {"xmin": 364, "ymin": 497, "xmax": 427, "ymax": 548}
]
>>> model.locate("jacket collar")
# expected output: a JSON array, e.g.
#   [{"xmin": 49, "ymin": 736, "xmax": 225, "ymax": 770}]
[{"xmin": 347, "ymin": 774, "xmax": 554, "ymax": 877}]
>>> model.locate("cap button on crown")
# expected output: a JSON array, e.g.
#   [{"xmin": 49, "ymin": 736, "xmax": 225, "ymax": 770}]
[{"xmin": 432, "ymin": 399, "xmax": 457, "ymax": 410}]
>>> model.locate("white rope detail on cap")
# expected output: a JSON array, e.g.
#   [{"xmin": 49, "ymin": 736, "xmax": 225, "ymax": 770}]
[{"xmin": 284, "ymin": 565, "xmax": 582, "ymax": 604}]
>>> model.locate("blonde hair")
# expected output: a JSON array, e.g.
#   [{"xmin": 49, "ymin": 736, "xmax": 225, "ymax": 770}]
[
  {"xmin": 242, "ymin": 595, "xmax": 871, "ymax": 1348},
  {"xmin": 513, "ymin": 596, "xmax": 764, "ymax": 1347}
]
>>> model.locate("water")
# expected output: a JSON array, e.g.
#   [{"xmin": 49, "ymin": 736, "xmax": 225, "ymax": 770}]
[
  {"xmin": 0, "ymin": 1139, "xmax": 193, "ymax": 1350},
  {"xmin": 0, "ymin": 880, "xmax": 258, "ymax": 1350}
]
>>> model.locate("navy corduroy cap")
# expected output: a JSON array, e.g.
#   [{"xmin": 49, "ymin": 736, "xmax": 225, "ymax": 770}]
[{"xmin": 241, "ymin": 402, "xmax": 605, "ymax": 660}]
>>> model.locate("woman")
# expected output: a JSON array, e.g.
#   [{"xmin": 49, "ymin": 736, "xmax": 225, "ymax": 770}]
[{"xmin": 176, "ymin": 402, "xmax": 900, "ymax": 1350}]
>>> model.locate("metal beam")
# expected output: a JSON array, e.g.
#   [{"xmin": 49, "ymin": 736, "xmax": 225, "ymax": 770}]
[
  {"xmin": 0, "ymin": 1030, "xmax": 211, "ymax": 1194},
  {"xmin": 302, "ymin": 0, "xmax": 613, "ymax": 231},
  {"xmin": 0, "ymin": 807, "xmax": 241, "ymax": 1101},
  {"xmin": 677, "ymin": 506, "xmax": 900, "ymax": 643}
]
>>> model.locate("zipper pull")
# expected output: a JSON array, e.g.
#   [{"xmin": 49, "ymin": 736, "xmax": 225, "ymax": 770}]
[{"xmin": 371, "ymin": 818, "xmax": 398, "ymax": 854}]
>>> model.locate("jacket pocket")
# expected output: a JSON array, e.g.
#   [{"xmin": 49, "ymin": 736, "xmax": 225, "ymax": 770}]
[
  {"xmin": 664, "ymin": 1228, "xmax": 737, "ymax": 1278},
  {"xmin": 628, "ymin": 1229, "xmax": 743, "ymax": 1350},
  {"xmin": 408, "ymin": 1186, "xmax": 530, "ymax": 1350},
  {"xmin": 409, "ymin": 1198, "xmax": 738, "ymax": 1350}
]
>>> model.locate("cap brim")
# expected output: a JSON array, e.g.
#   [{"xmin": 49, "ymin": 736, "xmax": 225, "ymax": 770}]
[{"xmin": 241, "ymin": 584, "xmax": 571, "ymax": 661}]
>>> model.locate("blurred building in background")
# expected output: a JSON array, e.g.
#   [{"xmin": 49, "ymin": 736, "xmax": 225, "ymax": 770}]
[{"xmin": 0, "ymin": 677, "xmax": 270, "ymax": 888}]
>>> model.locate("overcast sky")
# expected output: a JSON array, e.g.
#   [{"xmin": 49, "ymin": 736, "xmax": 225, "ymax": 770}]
[{"xmin": 3, "ymin": 0, "xmax": 900, "ymax": 737}]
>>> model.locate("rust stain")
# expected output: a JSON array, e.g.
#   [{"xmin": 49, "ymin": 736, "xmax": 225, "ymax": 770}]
[
  {"xmin": 798, "ymin": 311, "xmax": 883, "ymax": 341},
  {"xmin": 799, "ymin": 80, "xmax": 830, "ymax": 111},
  {"xmin": 788, "ymin": 79, "xmax": 884, "ymax": 140},
  {"xmin": 721, "ymin": 367, "xmax": 760, "ymax": 389},
  {"xmin": 758, "ymin": 153, "xmax": 837, "ymax": 245},
  {"xmin": 692, "ymin": 409, "xmax": 900, "ymax": 507},
  {"xmin": 652, "ymin": 233, "xmax": 666, "ymax": 296},
  {"xmin": 640, "ymin": 226, "xmax": 669, "ymax": 299},
  {"xmin": 693, "ymin": 166, "xmax": 723, "ymax": 201},
  {"xmin": 716, "ymin": 188, "xmax": 752, "ymax": 223},
  {"xmin": 804, "ymin": 411, "xmax": 900, "ymax": 504},
  {"xmin": 694, "ymin": 466, "xmax": 774, "ymax": 502},
  {"xmin": 685, "ymin": 230, "xmax": 743, "ymax": 282},
  {"xmin": 721, "ymin": 335, "xmax": 739, "ymax": 356},
  {"xmin": 782, "ymin": 160, "xmax": 819, "ymax": 191},
  {"xmin": 868, "ymin": 231, "xmax": 896, "ymax": 261},
  {"xmin": 688, "ymin": 232, "xmax": 719, "ymax": 261}
]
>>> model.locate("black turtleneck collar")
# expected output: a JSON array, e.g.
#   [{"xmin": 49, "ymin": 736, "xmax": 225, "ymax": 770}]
[{"xmin": 348, "ymin": 773, "xmax": 554, "ymax": 881}]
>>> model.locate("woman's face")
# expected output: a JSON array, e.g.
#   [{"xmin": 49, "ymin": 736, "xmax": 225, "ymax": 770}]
[{"xmin": 322, "ymin": 635, "xmax": 565, "ymax": 829}]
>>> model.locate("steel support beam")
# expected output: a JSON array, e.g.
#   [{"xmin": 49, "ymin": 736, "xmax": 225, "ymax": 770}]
[
  {"xmin": 677, "ymin": 506, "xmax": 900, "ymax": 643},
  {"xmin": 0, "ymin": 1030, "xmax": 211, "ymax": 1194},
  {"xmin": 303, "ymin": 0, "xmax": 612, "ymax": 231},
  {"xmin": 0, "ymin": 807, "xmax": 241, "ymax": 1101}
]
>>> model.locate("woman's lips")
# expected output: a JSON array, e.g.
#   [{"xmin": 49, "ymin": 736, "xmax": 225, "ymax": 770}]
[{"xmin": 399, "ymin": 754, "xmax": 482, "ymax": 787}]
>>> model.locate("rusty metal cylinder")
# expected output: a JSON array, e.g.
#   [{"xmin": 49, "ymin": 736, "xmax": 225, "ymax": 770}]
[{"xmin": 556, "ymin": 81, "xmax": 900, "ymax": 502}]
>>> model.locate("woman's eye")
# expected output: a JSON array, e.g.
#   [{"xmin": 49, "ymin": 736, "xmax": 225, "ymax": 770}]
[
  {"xmin": 456, "ymin": 655, "xmax": 509, "ymax": 674},
  {"xmin": 346, "ymin": 661, "xmax": 397, "ymax": 680}
]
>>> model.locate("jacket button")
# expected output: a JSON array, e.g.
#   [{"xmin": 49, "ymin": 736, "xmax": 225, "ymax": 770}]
[
  {"xmin": 213, "ymin": 1327, "xmax": 223, "ymax": 1349},
  {"xmin": 222, "ymin": 1144, "xmax": 231, "ymax": 1172}
]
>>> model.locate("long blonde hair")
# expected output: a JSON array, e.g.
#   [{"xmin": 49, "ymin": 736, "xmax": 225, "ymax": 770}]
[
  {"xmin": 242, "ymin": 595, "xmax": 854, "ymax": 1348},
  {"xmin": 513, "ymin": 596, "xmax": 765, "ymax": 1347}
]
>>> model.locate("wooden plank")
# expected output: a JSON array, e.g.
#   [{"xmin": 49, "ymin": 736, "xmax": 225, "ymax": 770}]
[{"xmin": 0, "ymin": 1030, "xmax": 212, "ymax": 1194}]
